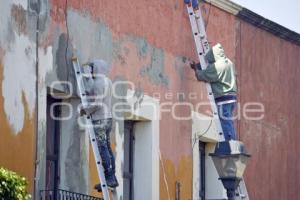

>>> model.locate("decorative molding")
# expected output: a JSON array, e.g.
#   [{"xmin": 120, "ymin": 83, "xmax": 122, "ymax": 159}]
[
  {"xmin": 237, "ymin": 8, "xmax": 300, "ymax": 46},
  {"xmin": 203, "ymin": 0, "xmax": 300, "ymax": 46},
  {"xmin": 204, "ymin": 0, "xmax": 242, "ymax": 15}
]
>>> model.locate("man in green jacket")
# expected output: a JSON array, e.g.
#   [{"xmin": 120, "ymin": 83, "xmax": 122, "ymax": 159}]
[{"xmin": 191, "ymin": 43, "xmax": 237, "ymax": 140}]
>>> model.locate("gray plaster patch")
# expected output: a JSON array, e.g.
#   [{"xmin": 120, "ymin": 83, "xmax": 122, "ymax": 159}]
[
  {"xmin": 65, "ymin": 123, "xmax": 87, "ymax": 193},
  {"xmin": 174, "ymin": 56, "xmax": 187, "ymax": 81},
  {"xmin": 28, "ymin": 0, "xmax": 49, "ymax": 28},
  {"xmin": 113, "ymin": 35, "xmax": 150, "ymax": 66},
  {"xmin": 29, "ymin": 0, "xmax": 41, "ymax": 14},
  {"xmin": 127, "ymin": 36, "xmax": 150, "ymax": 58},
  {"xmin": 26, "ymin": 0, "xmax": 49, "ymax": 42},
  {"xmin": 140, "ymin": 48, "xmax": 169, "ymax": 87},
  {"xmin": 67, "ymin": 9, "xmax": 115, "ymax": 66},
  {"xmin": 111, "ymin": 76, "xmax": 130, "ymax": 120},
  {"xmin": 112, "ymin": 41, "xmax": 122, "ymax": 63},
  {"xmin": 55, "ymin": 33, "xmax": 72, "ymax": 81},
  {"xmin": 55, "ymin": 33, "xmax": 73, "ymax": 92},
  {"xmin": 62, "ymin": 99, "xmax": 88, "ymax": 194}
]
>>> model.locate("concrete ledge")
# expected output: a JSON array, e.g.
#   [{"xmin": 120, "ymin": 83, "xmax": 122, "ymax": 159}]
[
  {"xmin": 205, "ymin": 0, "xmax": 242, "ymax": 15},
  {"xmin": 204, "ymin": 0, "xmax": 300, "ymax": 46}
]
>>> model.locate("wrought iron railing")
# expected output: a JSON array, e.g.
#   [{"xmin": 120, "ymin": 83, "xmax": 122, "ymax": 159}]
[{"xmin": 40, "ymin": 189, "xmax": 102, "ymax": 200}]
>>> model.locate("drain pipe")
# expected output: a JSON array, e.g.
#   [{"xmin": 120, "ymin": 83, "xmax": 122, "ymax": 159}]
[{"xmin": 32, "ymin": 0, "xmax": 41, "ymax": 199}]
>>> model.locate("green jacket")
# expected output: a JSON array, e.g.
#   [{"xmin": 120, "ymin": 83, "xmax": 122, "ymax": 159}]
[{"xmin": 195, "ymin": 43, "xmax": 237, "ymax": 98}]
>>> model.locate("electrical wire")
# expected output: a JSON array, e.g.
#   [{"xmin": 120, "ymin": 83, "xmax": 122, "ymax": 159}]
[
  {"xmin": 64, "ymin": 0, "xmax": 71, "ymax": 94},
  {"xmin": 159, "ymin": 150, "xmax": 171, "ymax": 200}
]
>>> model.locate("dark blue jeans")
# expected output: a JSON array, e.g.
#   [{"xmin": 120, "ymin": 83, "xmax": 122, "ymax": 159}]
[
  {"xmin": 93, "ymin": 119, "xmax": 115, "ymax": 175},
  {"xmin": 184, "ymin": 0, "xmax": 199, "ymax": 8},
  {"xmin": 217, "ymin": 103, "xmax": 237, "ymax": 141}
]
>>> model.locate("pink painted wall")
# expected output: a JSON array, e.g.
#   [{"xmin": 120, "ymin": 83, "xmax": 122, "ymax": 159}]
[{"xmin": 236, "ymin": 20, "xmax": 300, "ymax": 200}]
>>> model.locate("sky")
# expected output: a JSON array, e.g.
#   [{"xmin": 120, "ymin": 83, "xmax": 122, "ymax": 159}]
[{"xmin": 231, "ymin": 0, "xmax": 300, "ymax": 33}]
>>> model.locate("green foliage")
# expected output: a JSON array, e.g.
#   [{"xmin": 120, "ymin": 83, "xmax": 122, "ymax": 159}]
[{"xmin": 0, "ymin": 167, "xmax": 31, "ymax": 200}]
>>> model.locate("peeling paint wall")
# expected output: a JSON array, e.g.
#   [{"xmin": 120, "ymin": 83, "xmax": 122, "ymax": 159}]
[
  {"xmin": 0, "ymin": 0, "xmax": 299, "ymax": 200},
  {"xmin": 47, "ymin": 1, "xmax": 198, "ymax": 199}
]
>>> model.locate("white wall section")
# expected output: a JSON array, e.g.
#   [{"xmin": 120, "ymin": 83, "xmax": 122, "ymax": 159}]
[{"xmin": 2, "ymin": 32, "xmax": 36, "ymax": 133}]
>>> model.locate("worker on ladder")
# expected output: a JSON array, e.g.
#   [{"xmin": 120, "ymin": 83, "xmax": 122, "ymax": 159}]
[
  {"xmin": 190, "ymin": 44, "xmax": 238, "ymax": 141},
  {"xmin": 80, "ymin": 59, "xmax": 119, "ymax": 190}
]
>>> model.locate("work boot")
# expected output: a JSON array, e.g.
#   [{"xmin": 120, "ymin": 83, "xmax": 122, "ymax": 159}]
[
  {"xmin": 106, "ymin": 173, "xmax": 119, "ymax": 188},
  {"xmin": 94, "ymin": 183, "xmax": 102, "ymax": 192},
  {"xmin": 94, "ymin": 174, "xmax": 118, "ymax": 193}
]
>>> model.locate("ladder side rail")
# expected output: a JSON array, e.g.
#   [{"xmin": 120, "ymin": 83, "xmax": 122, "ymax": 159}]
[
  {"xmin": 194, "ymin": 8, "xmax": 210, "ymax": 55},
  {"xmin": 71, "ymin": 58, "xmax": 111, "ymax": 200},
  {"xmin": 72, "ymin": 58, "xmax": 90, "ymax": 107},
  {"xmin": 186, "ymin": 5, "xmax": 224, "ymax": 140}
]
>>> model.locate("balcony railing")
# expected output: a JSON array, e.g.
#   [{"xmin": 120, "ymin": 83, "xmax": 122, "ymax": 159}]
[{"xmin": 40, "ymin": 189, "xmax": 102, "ymax": 200}]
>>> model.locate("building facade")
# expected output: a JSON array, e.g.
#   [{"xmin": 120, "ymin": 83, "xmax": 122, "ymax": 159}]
[{"xmin": 0, "ymin": 0, "xmax": 299, "ymax": 199}]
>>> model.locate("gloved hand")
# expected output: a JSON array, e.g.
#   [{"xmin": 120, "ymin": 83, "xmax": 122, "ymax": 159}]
[
  {"xmin": 78, "ymin": 104, "xmax": 93, "ymax": 116},
  {"xmin": 78, "ymin": 106, "xmax": 87, "ymax": 116},
  {"xmin": 190, "ymin": 61, "xmax": 202, "ymax": 70}
]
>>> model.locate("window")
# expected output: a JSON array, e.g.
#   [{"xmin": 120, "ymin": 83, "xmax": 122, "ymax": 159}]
[
  {"xmin": 199, "ymin": 142, "xmax": 206, "ymax": 200},
  {"xmin": 123, "ymin": 121, "xmax": 135, "ymax": 200}
]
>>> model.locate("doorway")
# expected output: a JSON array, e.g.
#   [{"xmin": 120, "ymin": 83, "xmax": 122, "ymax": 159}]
[{"xmin": 45, "ymin": 95, "xmax": 61, "ymax": 191}]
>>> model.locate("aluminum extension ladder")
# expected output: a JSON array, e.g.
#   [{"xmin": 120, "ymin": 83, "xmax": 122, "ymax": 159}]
[
  {"xmin": 184, "ymin": 1, "xmax": 249, "ymax": 200},
  {"xmin": 71, "ymin": 57, "xmax": 111, "ymax": 200}
]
